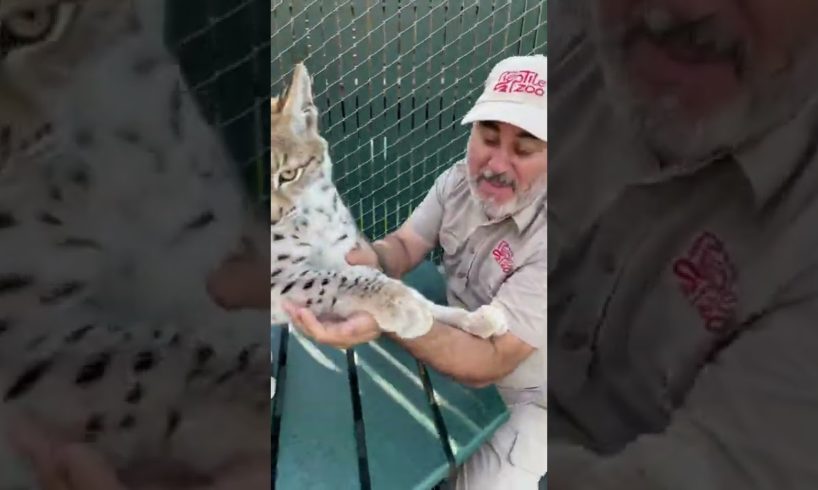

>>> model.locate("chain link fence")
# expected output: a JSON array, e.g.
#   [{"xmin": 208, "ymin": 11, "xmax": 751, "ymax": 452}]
[
  {"xmin": 163, "ymin": 1, "xmax": 546, "ymax": 236},
  {"xmin": 166, "ymin": 0, "xmax": 271, "ymax": 203},
  {"xmin": 271, "ymin": 0, "xmax": 547, "ymax": 241}
]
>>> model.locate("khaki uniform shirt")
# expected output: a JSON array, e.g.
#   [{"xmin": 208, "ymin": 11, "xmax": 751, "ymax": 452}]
[
  {"xmin": 548, "ymin": 17, "xmax": 818, "ymax": 488},
  {"xmin": 406, "ymin": 162, "xmax": 547, "ymax": 408}
]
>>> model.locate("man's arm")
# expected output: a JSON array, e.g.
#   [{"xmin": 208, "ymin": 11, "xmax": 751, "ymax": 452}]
[
  {"xmin": 551, "ymin": 287, "xmax": 818, "ymax": 489},
  {"xmin": 398, "ymin": 250, "xmax": 547, "ymax": 385},
  {"xmin": 388, "ymin": 322, "xmax": 535, "ymax": 387},
  {"xmin": 286, "ymin": 303, "xmax": 537, "ymax": 387},
  {"xmin": 369, "ymin": 225, "xmax": 435, "ymax": 279},
  {"xmin": 358, "ymin": 166, "xmax": 453, "ymax": 278},
  {"xmin": 287, "ymin": 253, "xmax": 546, "ymax": 386}
]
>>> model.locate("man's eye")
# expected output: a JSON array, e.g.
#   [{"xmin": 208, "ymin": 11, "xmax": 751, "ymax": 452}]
[
  {"xmin": 483, "ymin": 137, "xmax": 500, "ymax": 146},
  {"xmin": 516, "ymin": 142, "xmax": 544, "ymax": 157}
]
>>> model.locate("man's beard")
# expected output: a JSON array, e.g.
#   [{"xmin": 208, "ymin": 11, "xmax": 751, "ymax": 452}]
[
  {"xmin": 588, "ymin": 0, "xmax": 818, "ymax": 163},
  {"xmin": 467, "ymin": 166, "xmax": 548, "ymax": 221}
]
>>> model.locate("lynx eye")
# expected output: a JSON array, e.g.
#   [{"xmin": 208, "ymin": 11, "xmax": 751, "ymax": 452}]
[
  {"xmin": 278, "ymin": 168, "xmax": 303, "ymax": 184},
  {"xmin": 1, "ymin": 3, "xmax": 77, "ymax": 54}
]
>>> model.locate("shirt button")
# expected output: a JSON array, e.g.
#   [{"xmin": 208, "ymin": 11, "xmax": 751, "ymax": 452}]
[{"xmin": 561, "ymin": 331, "xmax": 589, "ymax": 350}]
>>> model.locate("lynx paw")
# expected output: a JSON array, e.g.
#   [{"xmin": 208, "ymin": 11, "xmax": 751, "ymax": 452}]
[
  {"xmin": 373, "ymin": 280, "xmax": 433, "ymax": 339},
  {"xmin": 462, "ymin": 304, "xmax": 509, "ymax": 339}
]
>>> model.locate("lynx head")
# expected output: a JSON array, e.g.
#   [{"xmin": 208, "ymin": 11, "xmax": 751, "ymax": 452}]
[
  {"xmin": 0, "ymin": 0, "xmax": 167, "ymax": 170},
  {"xmin": 0, "ymin": 0, "xmax": 165, "ymax": 101},
  {"xmin": 270, "ymin": 63, "xmax": 331, "ymax": 220}
]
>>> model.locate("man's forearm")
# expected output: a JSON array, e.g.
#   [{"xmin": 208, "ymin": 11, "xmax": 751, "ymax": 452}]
[
  {"xmin": 389, "ymin": 321, "xmax": 507, "ymax": 387},
  {"xmin": 372, "ymin": 235, "xmax": 414, "ymax": 278}
]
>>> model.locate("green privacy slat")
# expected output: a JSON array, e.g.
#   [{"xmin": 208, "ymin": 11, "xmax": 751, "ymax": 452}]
[
  {"xmin": 519, "ymin": 0, "xmax": 537, "ymax": 54},
  {"xmin": 535, "ymin": 1, "xmax": 548, "ymax": 52},
  {"xmin": 168, "ymin": 0, "xmax": 270, "ymax": 201},
  {"xmin": 505, "ymin": 0, "xmax": 528, "ymax": 57},
  {"xmin": 429, "ymin": 3, "xmax": 457, "ymax": 213},
  {"xmin": 304, "ymin": 0, "xmax": 329, "ymax": 125},
  {"xmin": 333, "ymin": 0, "xmax": 355, "ymax": 194},
  {"xmin": 270, "ymin": 0, "xmax": 546, "ymax": 249},
  {"xmin": 451, "ymin": 1, "xmax": 477, "ymax": 143},
  {"xmin": 369, "ymin": 0, "xmax": 393, "ymax": 238},
  {"xmin": 381, "ymin": 0, "xmax": 402, "ymax": 240}
]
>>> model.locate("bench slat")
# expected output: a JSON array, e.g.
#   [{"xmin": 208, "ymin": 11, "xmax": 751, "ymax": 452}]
[
  {"xmin": 426, "ymin": 369, "xmax": 510, "ymax": 465},
  {"xmin": 355, "ymin": 337, "xmax": 451, "ymax": 489},
  {"xmin": 274, "ymin": 327, "xmax": 361, "ymax": 489}
]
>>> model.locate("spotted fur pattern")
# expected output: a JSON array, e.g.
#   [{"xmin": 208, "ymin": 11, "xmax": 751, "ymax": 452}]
[
  {"xmin": 0, "ymin": 1, "xmax": 268, "ymax": 488},
  {"xmin": 269, "ymin": 64, "xmax": 509, "ymax": 341}
]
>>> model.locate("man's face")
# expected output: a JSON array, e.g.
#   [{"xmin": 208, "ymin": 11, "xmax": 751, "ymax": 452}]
[
  {"xmin": 466, "ymin": 121, "xmax": 547, "ymax": 219},
  {"xmin": 592, "ymin": 0, "xmax": 818, "ymax": 161}
]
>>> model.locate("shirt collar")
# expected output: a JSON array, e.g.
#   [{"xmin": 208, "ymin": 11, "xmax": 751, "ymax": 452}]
[
  {"xmin": 511, "ymin": 188, "xmax": 547, "ymax": 232},
  {"xmin": 470, "ymin": 186, "xmax": 546, "ymax": 232},
  {"xmin": 733, "ymin": 101, "xmax": 818, "ymax": 210}
]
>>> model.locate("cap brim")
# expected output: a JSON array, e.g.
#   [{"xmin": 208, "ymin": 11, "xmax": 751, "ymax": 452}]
[{"xmin": 462, "ymin": 101, "xmax": 547, "ymax": 141}]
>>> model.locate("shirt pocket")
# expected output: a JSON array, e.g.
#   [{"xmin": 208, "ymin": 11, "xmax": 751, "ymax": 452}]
[
  {"xmin": 488, "ymin": 270, "xmax": 509, "ymax": 298},
  {"xmin": 438, "ymin": 228, "xmax": 462, "ymax": 256}
]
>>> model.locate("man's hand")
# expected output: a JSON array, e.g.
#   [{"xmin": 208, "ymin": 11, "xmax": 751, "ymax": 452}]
[
  {"xmin": 283, "ymin": 300, "xmax": 381, "ymax": 349},
  {"xmin": 8, "ymin": 416, "xmax": 128, "ymax": 490},
  {"xmin": 346, "ymin": 240, "xmax": 382, "ymax": 270},
  {"xmin": 7, "ymin": 415, "xmax": 270, "ymax": 490},
  {"xmin": 207, "ymin": 252, "xmax": 269, "ymax": 311},
  {"xmin": 284, "ymin": 239, "xmax": 383, "ymax": 349}
]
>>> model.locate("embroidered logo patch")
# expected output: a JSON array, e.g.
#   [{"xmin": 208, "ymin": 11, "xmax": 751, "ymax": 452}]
[
  {"xmin": 672, "ymin": 232, "xmax": 738, "ymax": 331},
  {"xmin": 493, "ymin": 70, "xmax": 546, "ymax": 96},
  {"xmin": 492, "ymin": 240, "xmax": 515, "ymax": 274}
]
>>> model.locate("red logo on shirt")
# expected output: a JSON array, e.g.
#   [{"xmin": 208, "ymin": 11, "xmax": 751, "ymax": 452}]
[
  {"xmin": 493, "ymin": 70, "xmax": 546, "ymax": 97},
  {"xmin": 672, "ymin": 232, "xmax": 737, "ymax": 331},
  {"xmin": 492, "ymin": 240, "xmax": 515, "ymax": 274}
]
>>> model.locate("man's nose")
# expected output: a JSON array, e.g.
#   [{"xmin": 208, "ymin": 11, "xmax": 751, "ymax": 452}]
[{"xmin": 487, "ymin": 150, "xmax": 512, "ymax": 174}]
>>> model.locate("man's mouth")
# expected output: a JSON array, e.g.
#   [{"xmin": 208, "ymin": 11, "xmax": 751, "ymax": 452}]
[
  {"xmin": 614, "ymin": 4, "xmax": 748, "ymax": 114},
  {"xmin": 478, "ymin": 169, "xmax": 516, "ymax": 190},
  {"xmin": 624, "ymin": 6, "xmax": 746, "ymax": 72}
]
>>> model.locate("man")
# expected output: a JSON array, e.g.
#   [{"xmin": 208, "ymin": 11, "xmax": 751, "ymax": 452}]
[
  {"xmin": 285, "ymin": 55, "xmax": 548, "ymax": 489},
  {"xmin": 548, "ymin": 0, "xmax": 818, "ymax": 488}
]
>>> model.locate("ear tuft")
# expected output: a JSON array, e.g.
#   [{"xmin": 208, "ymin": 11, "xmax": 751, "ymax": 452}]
[{"xmin": 283, "ymin": 62, "xmax": 319, "ymax": 130}]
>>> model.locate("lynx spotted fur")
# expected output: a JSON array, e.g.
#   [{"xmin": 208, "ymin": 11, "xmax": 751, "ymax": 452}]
[
  {"xmin": 269, "ymin": 64, "xmax": 509, "ymax": 340},
  {"xmin": 0, "ymin": 1, "xmax": 268, "ymax": 488}
]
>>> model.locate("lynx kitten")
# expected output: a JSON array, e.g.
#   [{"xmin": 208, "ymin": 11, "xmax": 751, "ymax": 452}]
[
  {"xmin": 0, "ymin": 1, "xmax": 268, "ymax": 488},
  {"xmin": 269, "ymin": 63, "xmax": 509, "ymax": 340}
]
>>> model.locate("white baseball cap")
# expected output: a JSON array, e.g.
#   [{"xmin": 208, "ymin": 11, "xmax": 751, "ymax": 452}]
[{"xmin": 461, "ymin": 55, "xmax": 547, "ymax": 142}]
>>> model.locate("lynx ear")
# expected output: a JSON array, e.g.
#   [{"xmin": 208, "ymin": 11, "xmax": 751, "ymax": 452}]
[
  {"xmin": 283, "ymin": 63, "xmax": 319, "ymax": 131},
  {"xmin": 130, "ymin": 0, "xmax": 167, "ymax": 42}
]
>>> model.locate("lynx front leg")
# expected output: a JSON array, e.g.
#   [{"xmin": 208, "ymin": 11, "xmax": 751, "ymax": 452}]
[
  {"xmin": 407, "ymin": 289, "xmax": 509, "ymax": 339},
  {"xmin": 271, "ymin": 266, "xmax": 434, "ymax": 339}
]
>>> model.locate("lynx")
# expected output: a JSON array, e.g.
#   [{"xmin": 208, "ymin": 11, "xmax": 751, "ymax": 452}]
[
  {"xmin": 268, "ymin": 63, "xmax": 509, "ymax": 341},
  {"xmin": 0, "ymin": 0, "xmax": 268, "ymax": 487}
]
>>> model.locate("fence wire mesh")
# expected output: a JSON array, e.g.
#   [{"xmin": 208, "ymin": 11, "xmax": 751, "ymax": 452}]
[
  {"xmin": 164, "ymin": 1, "xmax": 546, "ymax": 236},
  {"xmin": 166, "ymin": 0, "xmax": 272, "ymax": 203},
  {"xmin": 271, "ymin": 0, "xmax": 547, "ymax": 241}
]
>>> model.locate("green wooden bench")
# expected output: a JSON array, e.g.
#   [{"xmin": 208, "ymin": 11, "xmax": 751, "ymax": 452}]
[{"xmin": 271, "ymin": 262, "xmax": 510, "ymax": 489}]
